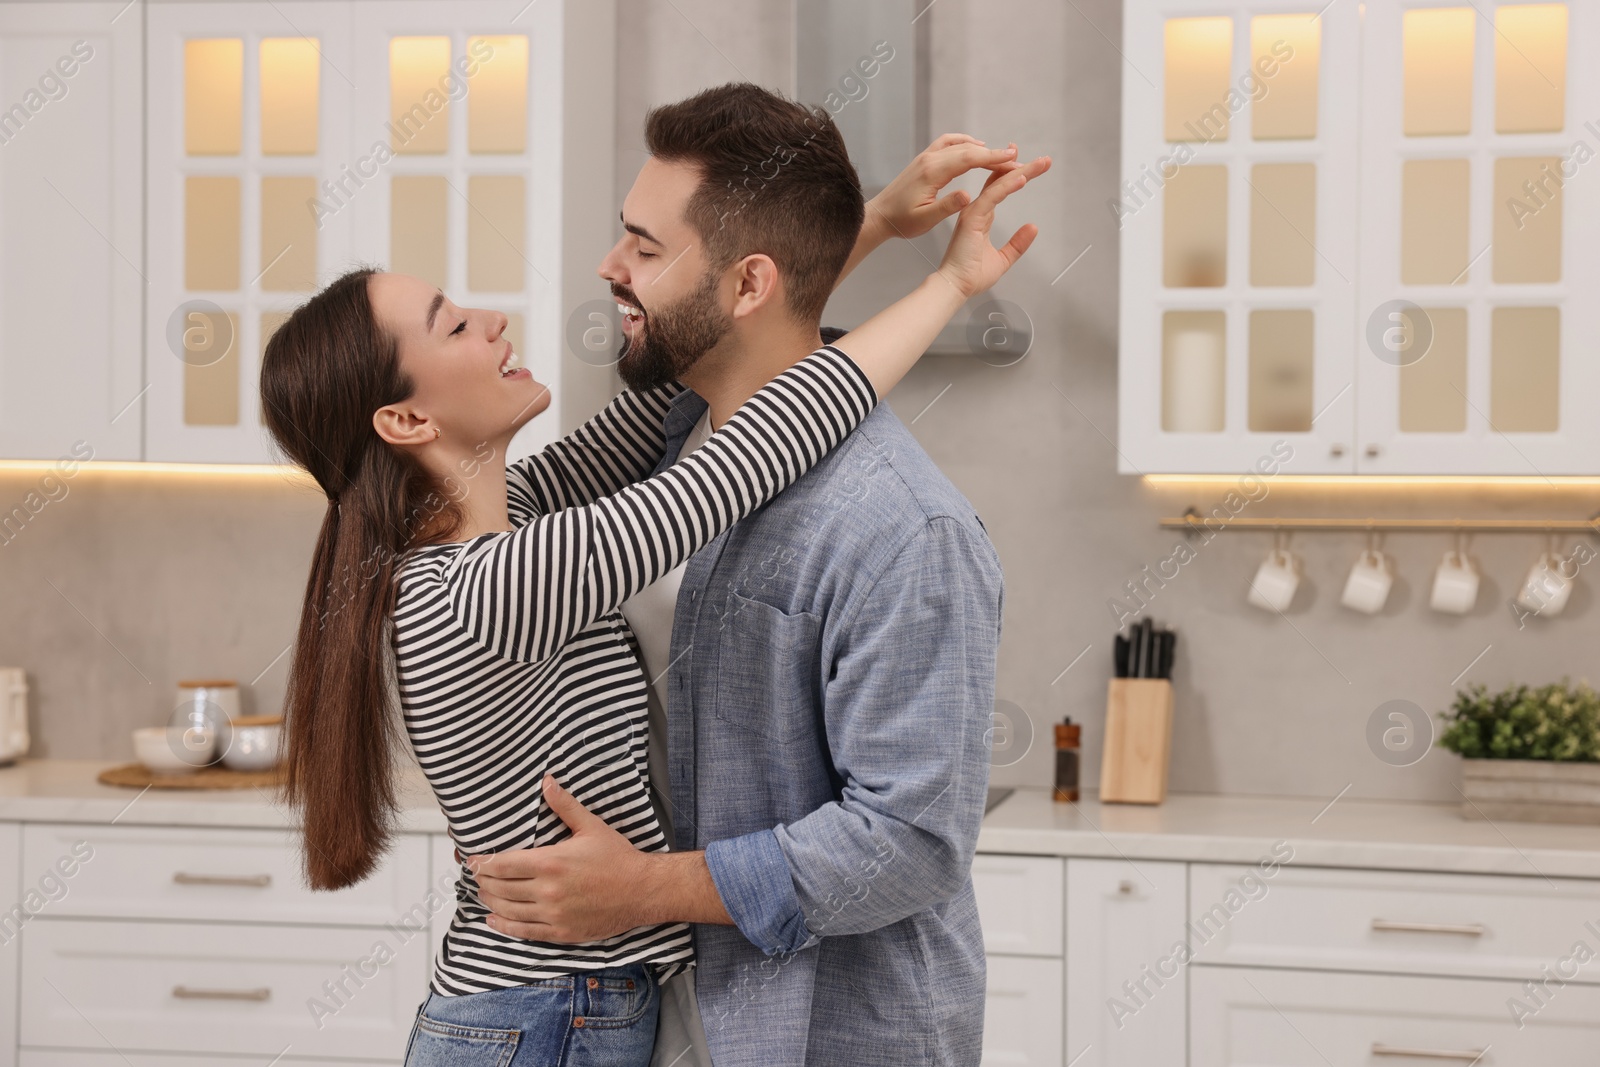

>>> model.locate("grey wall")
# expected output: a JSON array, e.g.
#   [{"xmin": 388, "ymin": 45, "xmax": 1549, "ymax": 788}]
[{"xmin": 9, "ymin": 0, "xmax": 1597, "ymax": 804}]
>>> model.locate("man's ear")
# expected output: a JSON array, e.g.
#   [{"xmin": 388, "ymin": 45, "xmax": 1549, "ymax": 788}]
[
  {"xmin": 373, "ymin": 403, "xmax": 434, "ymax": 448},
  {"xmin": 729, "ymin": 253, "xmax": 782, "ymax": 321}
]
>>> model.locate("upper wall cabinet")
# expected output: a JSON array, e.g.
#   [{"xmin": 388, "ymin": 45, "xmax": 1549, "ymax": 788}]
[
  {"xmin": 0, "ymin": 3, "xmax": 143, "ymax": 461},
  {"xmin": 144, "ymin": 0, "xmax": 596, "ymax": 464},
  {"xmin": 1119, "ymin": 0, "xmax": 1598, "ymax": 475}
]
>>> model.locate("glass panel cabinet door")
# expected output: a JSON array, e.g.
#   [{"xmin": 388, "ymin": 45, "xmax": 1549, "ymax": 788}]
[
  {"xmin": 1120, "ymin": 0, "xmax": 1362, "ymax": 473},
  {"xmin": 0, "ymin": 3, "xmax": 143, "ymax": 460},
  {"xmin": 1357, "ymin": 0, "xmax": 1596, "ymax": 474},
  {"xmin": 146, "ymin": 0, "xmax": 586, "ymax": 465}
]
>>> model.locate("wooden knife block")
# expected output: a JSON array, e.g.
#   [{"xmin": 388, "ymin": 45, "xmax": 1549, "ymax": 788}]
[{"xmin": 1099, "ymin": 679, "xmax": 1173, "ymax": 805}]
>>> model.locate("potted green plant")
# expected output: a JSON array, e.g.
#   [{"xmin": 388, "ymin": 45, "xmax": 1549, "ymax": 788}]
[{"xmin": 1440, "ymin": 681, "xmax": 1600, "ymax": 825}]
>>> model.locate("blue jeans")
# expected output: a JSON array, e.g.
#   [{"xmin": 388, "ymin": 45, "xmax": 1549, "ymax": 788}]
[{"xmin": 403, "ymin": 965, "xmax": 660, "ymax": 1067}]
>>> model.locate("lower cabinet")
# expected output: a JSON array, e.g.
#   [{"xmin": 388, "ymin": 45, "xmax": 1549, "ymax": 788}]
[
  {"xmin": 1190, "ymin": 965, "xmax": 1600, "ymax": 1065},
  {"xmin": 974, "ymin": 855, "xmax": 1065, "ymax": 1065},
  {"xmin": 1064, "ymin": 859, "xmax": 1187, "ymax": 1067},
  {"xmin": 983, "ymin": 956, "xmax": 1065, "ymax": 1066}
]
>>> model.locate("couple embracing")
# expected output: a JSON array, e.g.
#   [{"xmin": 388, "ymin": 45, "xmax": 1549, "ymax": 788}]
[{"xmin": 262, "ymin": 82, "xmax": 1049, "ymax": 1067}]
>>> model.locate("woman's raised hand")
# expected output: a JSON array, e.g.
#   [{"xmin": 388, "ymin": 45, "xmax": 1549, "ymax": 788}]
[{"xmin": 934, "ymin": 152, "xmax": 1051, "ymax": 300}]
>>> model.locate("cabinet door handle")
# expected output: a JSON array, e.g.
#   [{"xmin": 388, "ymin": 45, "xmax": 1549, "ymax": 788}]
[
  {"xmin": 1372, "ymin": 1042, "xmax": 1488, "ymax": 1061},
  {"xmin": 172, "ymin": 985, "xmax": 271, "ymax": 1002},
  {"xmin": 173, "ymin": 872, "xmax": 272, "ymax": 888},
  {"xmin": 1371, "ymin": 919, "xmax": 1485, "ymax": 936}
]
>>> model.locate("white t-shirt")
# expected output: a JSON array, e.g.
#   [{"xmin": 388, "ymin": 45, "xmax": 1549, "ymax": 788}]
[{"xmin": 620, "ymin": 411, "xmax": 716, "ymax": 1067}]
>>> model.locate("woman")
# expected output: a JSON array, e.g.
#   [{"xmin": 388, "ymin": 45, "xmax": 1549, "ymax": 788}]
[{"xmin": 260, "ymin": 156, "xmax": 1035, "ymax": 1063}]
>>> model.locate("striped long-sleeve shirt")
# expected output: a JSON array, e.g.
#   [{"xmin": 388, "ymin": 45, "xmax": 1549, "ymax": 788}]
[{"xmin": 391, "ymin": 346, "xmax": 876, "ymax": 996}]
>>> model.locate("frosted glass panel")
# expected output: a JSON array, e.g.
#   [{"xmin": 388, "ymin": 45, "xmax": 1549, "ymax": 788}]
[
  {"xmin": 1163, "ymin": 165, "xmax": 1228, "ymax": 287},
  {"xmin": 1491, "ymin": 306, "xmax": 1559, "ymax": 432},
  {"xmin": 1162, "ymin": 311, "xmax": 1226, "ymax": 432},
  {"xmin": 260, "ymin": 311, "xmax": 290, "ymax": 424},
  {"xmin": 1402, "ymin": 159, "xmax": 1471, "ymax": 285},
  {"xmin": 1399, "ymin": 307, "xmax": 1467, "ymax": 432},
  {"xmin": 184, "ymin": 310, "xmax": 240, "ymax": 426},
  {"xmin": 1248, "ymin": 310, "xmax": 1313, "ymax": 432},
  {"xmin": 390, "ymin": 176, "xmax": 448, "ymax": 290},
  {"xmin": 185, "ymin": 176, "xmax": 241, "ymax": 291},
  {"xmin": 260, "ymin": 38, "xmax": 320, "ymax": 155},
  {"xmin": 469, "ymin": 36, "xmax": 528, "ymax": 154},
  {"xmin": 1251, "ymin": 15, "xmax": 1319, "ymax": 140},
  {"xmin": 260, "ymin": 177, "xmax": 318, "ymax": 292},
  {"xmin": 468, "ymin": 175, "xmax": 526, "ymax": 292},
  {"xmin": 1493, "ymin": 157, "xmax": 1563, "ymax": 283},
  {"xmin": 1404, "ymin": 8, "xmax": 1475, "ymax": 136},
  {"xmin": 1496, "ymin": 4, "xmax": 1567, "ymax": 133},
  {"xmin": 1166, "ymin": 18, "xmax": 1233, "ymax": 142},
  {"xmin": 390, "ymin": 37, "xmax": 451, "ymax": 154},
  {"xmin": 185, "ymin": 39, "xmax": 242, "ymax": 155},
  {"xmin": 1250, "ymin": 163, "xmax": 1316, "ymax": 287}
]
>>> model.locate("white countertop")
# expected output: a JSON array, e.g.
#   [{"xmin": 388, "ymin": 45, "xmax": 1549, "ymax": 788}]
[
  {"xmin": 4, "ymin": 762, "xmax": 1598, "ymax": 879},
  {"xmin": 979, "ymin": 787, "xmax": 1600, "ymax": 880}
]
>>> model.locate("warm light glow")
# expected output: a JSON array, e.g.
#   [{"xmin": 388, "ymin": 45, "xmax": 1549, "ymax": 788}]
[
  {"xmin": 1143, "ymin": 474, "xmax": 1600, "ymax": 488},
  {"xmin": 1165, "ymin": 17, "xmax": 1234, "ymax": 142},
  {"xmin": 1496, "ymin": 3, "xmax": 1567, "ymax": 133},
  {"xmin": 185, "ymin": 39, "xmax": 243, "ymax": 155},
  {"xmin": 1251, "ymin": 14, "xmax": 1320, "ymax": 140},
  {"xmin": 468, "ymin": 35, "xmax": 529, "ymax": 154},
  {"xmin": 260, "ymin": 38, "xmax": 320, "ymax": 155},
  {"xmin": 390, "ymin": 37, "xmax": 452, "ymax": 154},
  {"xmin": 1403, "ymin": 8, "xmax": 1475, "ymax": 136},
  {"xmin": 0, "ymin": 460, "xmax": 313, "ymax": 480}
]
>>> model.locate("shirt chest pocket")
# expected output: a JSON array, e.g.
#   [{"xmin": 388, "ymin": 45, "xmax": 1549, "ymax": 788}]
[{"xmin": 711, "ymin": 592, "xmax": 822, "ymax": 744}]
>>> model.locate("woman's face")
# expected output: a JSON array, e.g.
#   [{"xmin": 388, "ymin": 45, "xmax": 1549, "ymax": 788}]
[{"xmin": 366, "ymin": 272, "xmax": 550, "ymax": 452}]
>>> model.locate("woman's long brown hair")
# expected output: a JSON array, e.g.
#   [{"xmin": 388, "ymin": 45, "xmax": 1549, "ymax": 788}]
[{"xmin": 261, "ymin": 267, "xmax": 463, "ymax": 890}]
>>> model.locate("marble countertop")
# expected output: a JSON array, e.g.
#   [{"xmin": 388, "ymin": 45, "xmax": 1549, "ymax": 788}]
[
  {"xmin": 4, "ymin": 762, "xmax": 1597, "ymax": 879},
  {"xmin": 978, "ymin": 787, "xmax": 1600, "ymax": 879}
]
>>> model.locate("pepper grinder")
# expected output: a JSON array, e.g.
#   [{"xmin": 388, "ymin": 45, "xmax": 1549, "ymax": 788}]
[{"xmin": 1053, "ymin": 716, "xmax": 1081, "ymax": 803}]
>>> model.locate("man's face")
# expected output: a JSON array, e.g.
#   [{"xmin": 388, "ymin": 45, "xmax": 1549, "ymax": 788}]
[{"xmin": 599, "ymin": 157, "xmax": 734, "ymax": 390}]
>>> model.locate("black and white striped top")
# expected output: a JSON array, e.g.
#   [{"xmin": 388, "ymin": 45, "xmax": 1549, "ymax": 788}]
[{"xmin": 392, "ymin": 347, "xmax": 875, "ymax": 996}]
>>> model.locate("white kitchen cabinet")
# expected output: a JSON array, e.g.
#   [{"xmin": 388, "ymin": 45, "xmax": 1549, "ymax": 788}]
[
  {"xmin": 21, "ymin": 822, "xmax": 430, "ymax": 926},
  {"xmin": 22, "ymin": 918, "xmax": 428, "ymax": 1060},
  {"xmin": 1190, "ymin": 964, "xmax": 1600, "ymax": 1066},
  {"xmin": 0, "ymin": 3, "xmax": 142, "ymax": 461},
  {"xmin": 1120, "ymin": 0, "xmax": 1600, "ymax": 475},
  {"xmin": 974, "ymin": 855, "xmax": 1065, "ymax": 1065},
  {"xmin": 1189, "ymin": 862, "xmax": 1600, "ymax": 982},
  {"xmin": 1118, "ymin": 0, "xmax": 1362, "ymax": 474},
  {"xmin": 983, "ymin": 955, "xmax": 1065, "ymax": 1067},
  {"xmin": 0, "ymin": 823, "xmax": 19, "ymax": 1067},
  {"xmin": 1064, "ymin": 858, "xmax": 1186, "ymax": 1067},
  {"xmin": 142, "ymin": 0, "xmax": 609, "ymax": 465}
]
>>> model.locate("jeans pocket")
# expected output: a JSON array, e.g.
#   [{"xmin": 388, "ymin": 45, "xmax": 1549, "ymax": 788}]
[
  {"xmin": 404, "ymin": 1013, "xmax": 520, "ymax": 1067},
  {"xmin": 576, "ymin": 968, "xmax": 658, "ymax": 1030}
]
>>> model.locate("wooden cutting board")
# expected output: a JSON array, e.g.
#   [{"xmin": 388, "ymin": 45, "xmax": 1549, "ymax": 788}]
[{"xmin": 97, "ymin": 762, "xmax": 284, "ymax": 790}]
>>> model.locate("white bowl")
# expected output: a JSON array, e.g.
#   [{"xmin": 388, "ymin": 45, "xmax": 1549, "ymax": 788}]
[
  {"xmin": 134, "ymin": 726, "xmax": 215, "ymax": 774},
  {"xmin": 222, "ymin": 723, "xmax": 281, "ymax": 772}
]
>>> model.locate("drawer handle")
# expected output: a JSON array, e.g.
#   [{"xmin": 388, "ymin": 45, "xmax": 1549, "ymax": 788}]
[
  {"xmin": 173, "ymin": 872, "xmax": 272, "ymax": 888},
  {"xmin": 172, "ymin": 985, "xmax": 272, "ymax": 1002},
  {"xmin": 1372, "ymin": 1042, "xmax": 1489, "ymax": 1061},
  {"xmin": 1371, "ymin": 919, "xmax": 1485, "ymax": 937}
]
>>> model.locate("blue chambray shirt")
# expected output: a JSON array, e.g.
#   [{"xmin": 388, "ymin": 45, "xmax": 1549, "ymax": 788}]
[{"xmin": 654, "ymin": 361, "xmax": 1003, "ymax": 1067}]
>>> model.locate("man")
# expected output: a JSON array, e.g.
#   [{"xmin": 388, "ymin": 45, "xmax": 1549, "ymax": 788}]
[{"xmin": 470, "ymin": 83, "xmax": 1048, "ymax": 1066}]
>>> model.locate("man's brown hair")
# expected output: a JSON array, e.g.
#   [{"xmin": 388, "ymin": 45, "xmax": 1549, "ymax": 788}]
[{"xmin": 644, "ymin": 82, "xmax": 864, "ymax": 323}]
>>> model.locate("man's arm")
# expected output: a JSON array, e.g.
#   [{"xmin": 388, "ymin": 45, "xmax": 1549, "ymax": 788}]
[
  {"xmin": 473, "ymin": 520, "xmax": 1003, "ymax": 952},
  {"xmin": 702, "ymin": 517, "xmax": 1003, "ymax": 955}
]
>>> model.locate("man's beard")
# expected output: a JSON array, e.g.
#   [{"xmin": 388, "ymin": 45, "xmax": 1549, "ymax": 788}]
[{"xmin": 616, "ymin": 270, "xmax": 733, "ymax": 391}]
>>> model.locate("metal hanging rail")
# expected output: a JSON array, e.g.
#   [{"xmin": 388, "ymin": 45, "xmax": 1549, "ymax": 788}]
[{"xmin": 1161, "ymin": 512, "xmax": 1600, "ymax": 534}]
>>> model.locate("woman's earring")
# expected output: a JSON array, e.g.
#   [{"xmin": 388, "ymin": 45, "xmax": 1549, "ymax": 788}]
[{"xmin": 433, "ymin": 427, "xmax": 442, "ymax": 440}]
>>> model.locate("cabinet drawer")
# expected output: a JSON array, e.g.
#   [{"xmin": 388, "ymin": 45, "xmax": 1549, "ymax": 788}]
[
  {"xmin": 1189, "ymin": 863, "xmax": 1600, "ymax": 982},
  {"xmin": 22, "ymin": 823, "xmax": 433, "ymax": 926},
  {"xmin": 973, "ymin": 855, "xmax": 1064, "ymax": 957},
  {"xmin": 23, "ymin": 1054, "xmax": 387, "ymax": 1067},
  {"xmin": 21, "ymin": 919, "xmax": 427, "ymax": 1059},
  {"xmin": 1190, "ymin": 965, "xmax": 1600, "ymax": 1066},
  {"xmin": 982, "ymin": 955, "xmax": 1063, "ymax": 1067}
]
